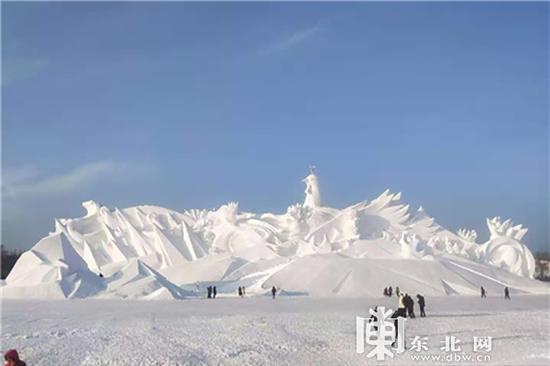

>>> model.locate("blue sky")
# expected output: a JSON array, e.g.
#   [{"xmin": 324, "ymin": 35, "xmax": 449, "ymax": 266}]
[{"xmin": 2, "ymin": 2, "xmax": 548, "ymax": 252}]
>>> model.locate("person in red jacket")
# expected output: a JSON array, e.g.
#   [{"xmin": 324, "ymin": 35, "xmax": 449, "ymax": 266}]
[{"xmin": 4, "ymin": 349, "xmax": 26, "ymax": 366}]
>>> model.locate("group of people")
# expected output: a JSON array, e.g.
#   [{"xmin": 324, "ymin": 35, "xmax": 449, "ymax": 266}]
[
  {"xmin": 370, "ymin": 292, "xmax": 427, "ymax": 348},
  {"xmin": 383, "ymin": 287, "xmax": 426, "ymax": 317},
  {"xmin": 238, "ymin": 286, "xmax": 246, "ymax": 297},
  {"xmin": 383, "ymin": 286, "xmax": 402, "ymax": 297},
  {"xmin": 391, "ymin": 292, "xmax": 427, "ymax": 318},
  {"xmin": 480, "ymin": 286, "xmax": 511, "ymax": 299},
  {"xmin": 206, "ymin": 285, "xmax": 279, "ymax": 299},
  {"xmin": 399, "ymin": 293, "xmax": 426, "ymax": 318},
  {"xmin": 206, "ymin": 286, "xmax": 217, "ymax": 299}
]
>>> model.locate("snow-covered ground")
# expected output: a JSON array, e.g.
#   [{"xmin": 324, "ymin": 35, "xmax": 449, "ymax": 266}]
[{"xmin": 2, "ymin": 295, "xmax": 549, "ymax": 365}]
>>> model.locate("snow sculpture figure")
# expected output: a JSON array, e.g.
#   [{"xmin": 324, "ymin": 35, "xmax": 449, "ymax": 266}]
[
  {"xmin": 480, "ymin": 217, "xmax": 536, "ymax": 278},
  {"xmin": 303, "ymin": 166, "xmax": 322, "ymax": 208}
]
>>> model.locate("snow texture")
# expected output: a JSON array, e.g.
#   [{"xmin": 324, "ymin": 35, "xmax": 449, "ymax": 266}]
[
  {"xmin": 1, "ymin": 170, "xmax": 547, "ymax": 300},
  {"xmin": 2, "ymin": 295, "xmax": 549, "ymax": 365}
]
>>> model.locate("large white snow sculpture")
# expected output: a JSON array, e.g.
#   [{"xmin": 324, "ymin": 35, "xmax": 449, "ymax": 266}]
[{"xmin": 1, "ymin": 169, "xmax": 545, "ymax": 299}]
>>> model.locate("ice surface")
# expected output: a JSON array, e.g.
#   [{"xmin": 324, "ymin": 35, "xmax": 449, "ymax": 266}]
[{"xmin": 1, "ymin": 170, "xmax": 546, "ymax": 300}]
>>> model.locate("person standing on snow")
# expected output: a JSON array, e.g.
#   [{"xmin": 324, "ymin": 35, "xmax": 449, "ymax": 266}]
[
  {"xmin": 207, "ymin": 286, "xmax": 212, "ymax": 299},
  {"xmin": 504, "ymin": 287, "xmax": 510, "ymax": 300},
  {"xmin": 405, "ymin": 294, "xmax": 415, "ymax": 318},
  {"xmin": 391, "ymin": 294, "xmax": 407, "ymax": 347},
  {"xmin": 238, "ymin": 286, "xmax": 242, "ymax": 297},
  {"xmin": 481, "ymin": 286, "xmax": 487, "ymax": 298},
  {"xmin": 416, "ymin": 294, "xmax": 426, "ymax": 317},
  {"xmin": 4, "ymin": 349, "xmax": 26, "ymax": 366},
  {"xmin": 396, "ymin": 286, "xmax": 400, "ymax": 297},
  {"xmin": 213, "ymin": 286, "xmax": 217, "ymax": 299},
  {"xmin": 388, "ymin": 286, "xmax": 393, "ymax": 297},
  {"xmin": 271, "ymin": 286, "xmax": 277, "ymax": 299},
  {"xmin": 242, "ymin": 286, "xmax": 246, "ymax": 297}
]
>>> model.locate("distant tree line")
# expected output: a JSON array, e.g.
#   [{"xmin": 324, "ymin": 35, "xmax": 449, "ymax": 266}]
[
  {"xmin": 1, "ymin": 245, "xmax": 23, "ymax": 280},
  {"xmin": 534, "ymin": 251, "xmax": 550, "ymax": 281}
]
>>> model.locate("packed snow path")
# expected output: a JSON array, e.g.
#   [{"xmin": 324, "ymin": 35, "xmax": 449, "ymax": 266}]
[{"xmin": 2, "ymin": 295, "xmax": 549, "ymax": 365}]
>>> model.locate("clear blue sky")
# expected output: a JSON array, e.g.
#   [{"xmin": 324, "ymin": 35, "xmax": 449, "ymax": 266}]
[{"xmin": 2, "ymin": 2, "xmax": 548, "ymax": 252}]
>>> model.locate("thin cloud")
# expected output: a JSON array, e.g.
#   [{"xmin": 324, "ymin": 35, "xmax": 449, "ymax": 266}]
[
  {"xmin": 2, "ymin": 160, "xmax": 148, "ymax": 200},
  {"xmin": 2, "ymin": 160, "xmax": 155, "ymax": 250},
  {"xmin": 260, "ymin": 26, "xmax": 322, "ymax": 55}
]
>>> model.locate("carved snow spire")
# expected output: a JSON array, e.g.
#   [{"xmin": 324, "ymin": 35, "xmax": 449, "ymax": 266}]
[
  {"xmin": 457, "ymin": 229, "xmax": 478, "ymax": 243},
  {"xmin": 486, "ymin": 217, "xmax": 528, "ymax": 241},
  {"xmin": 303, "ymin": 166, "xmax": 322, "ymax": 208}
]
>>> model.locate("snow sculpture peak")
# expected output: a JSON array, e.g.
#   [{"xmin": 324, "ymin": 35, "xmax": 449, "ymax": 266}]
[
  {"xmin": 302, "ymin": 167, "xmax": 321, "ymax": 208},
  {"xmin": 457, "ymin": 229, "xmax": 478, "ymax": 243},
  {"xmin": 486, "ymin": 217, "xmax": 528, "ymax": 241},
  {"xmin": 82, "ymin": 200, "xmax": 100, "ymax": 217}
]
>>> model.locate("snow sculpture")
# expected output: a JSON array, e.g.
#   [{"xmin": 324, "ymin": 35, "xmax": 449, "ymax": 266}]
[
  {"xmin": 487, "ymin": 217, "xmax": 528, "ymax": 240},
  {"xmin": 457, "ymin": 229, "xmax": 478, "ymax": 243},
  {"xmin": 480, "ymin": 217, "xmax": 536, "ymax": 278},
  {"xmin": 1, "ymin": 168, "xmax": 544, "ymax": 300},
  {"xmin": 303, "ymin": 166, "xmax": 322, "ymax": 207}
]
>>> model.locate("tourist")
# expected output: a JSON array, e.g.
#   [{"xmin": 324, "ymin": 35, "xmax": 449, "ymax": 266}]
[
  {"xmin": 391, "ymin": 295, "xmax": 407, "ymax": 348},
  {"xmin": 4, "ymin": 349, "xmax": 26, "ymax": 366},
  {"xmin": 405, "ymin": 294, "xmax": 415, "ymax": 318},
  {"xmin": 416, "ymin": 294, "xmax": 426, "ymax": 317}
]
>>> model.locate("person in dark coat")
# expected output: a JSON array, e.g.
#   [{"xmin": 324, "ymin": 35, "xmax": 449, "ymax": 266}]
[
  {"xmin": 388, "ymin": 286, "xmax": 393, "ymax": 297},
  {"xmin": 481, "ymin": 286, "xmax": 487, "ymax": 298},
  {"xmin": 207, "ymin": 286, "xmax": 212, "ymax": 299},
  {"xmin": 271, "ymin": 286, "xmax": 277, "ymax": 299},
  {"xmin": 504, "ymin": 287, "xmax": 510, "ymax": 299},
  {"xmin": 213, "ymin": 286, "xmax": 217, "ymax": 299},
  {"xmin": 238, "ymin": 286, "xmax": 242, "ymax": 297},
  {"xmin": 396, "ymin": 286, "xmax": 400, "ymax": 297},
  {"xmin": 383, "ymin": 288, "xmax": 388, "ymax": 297},
  {"xmin": 405, "ymin": 294, "xmax": 415, "ymax": 318},
  {"xmin": 416, "ymin": 294, "xmax": 426, "ymax": 317},
  {"xmin": 4, "ymin": 349, "xmax": 26, "ymax": 366},
  {"xmin": 242, "ymin": 286, "xmax": 246, "ymax": 297}
]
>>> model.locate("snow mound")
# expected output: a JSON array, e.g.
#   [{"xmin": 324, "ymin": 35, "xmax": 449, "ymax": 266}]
[{"xmin": 3, "ymin": 169, "xmax": 547, "ymax": 299}]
